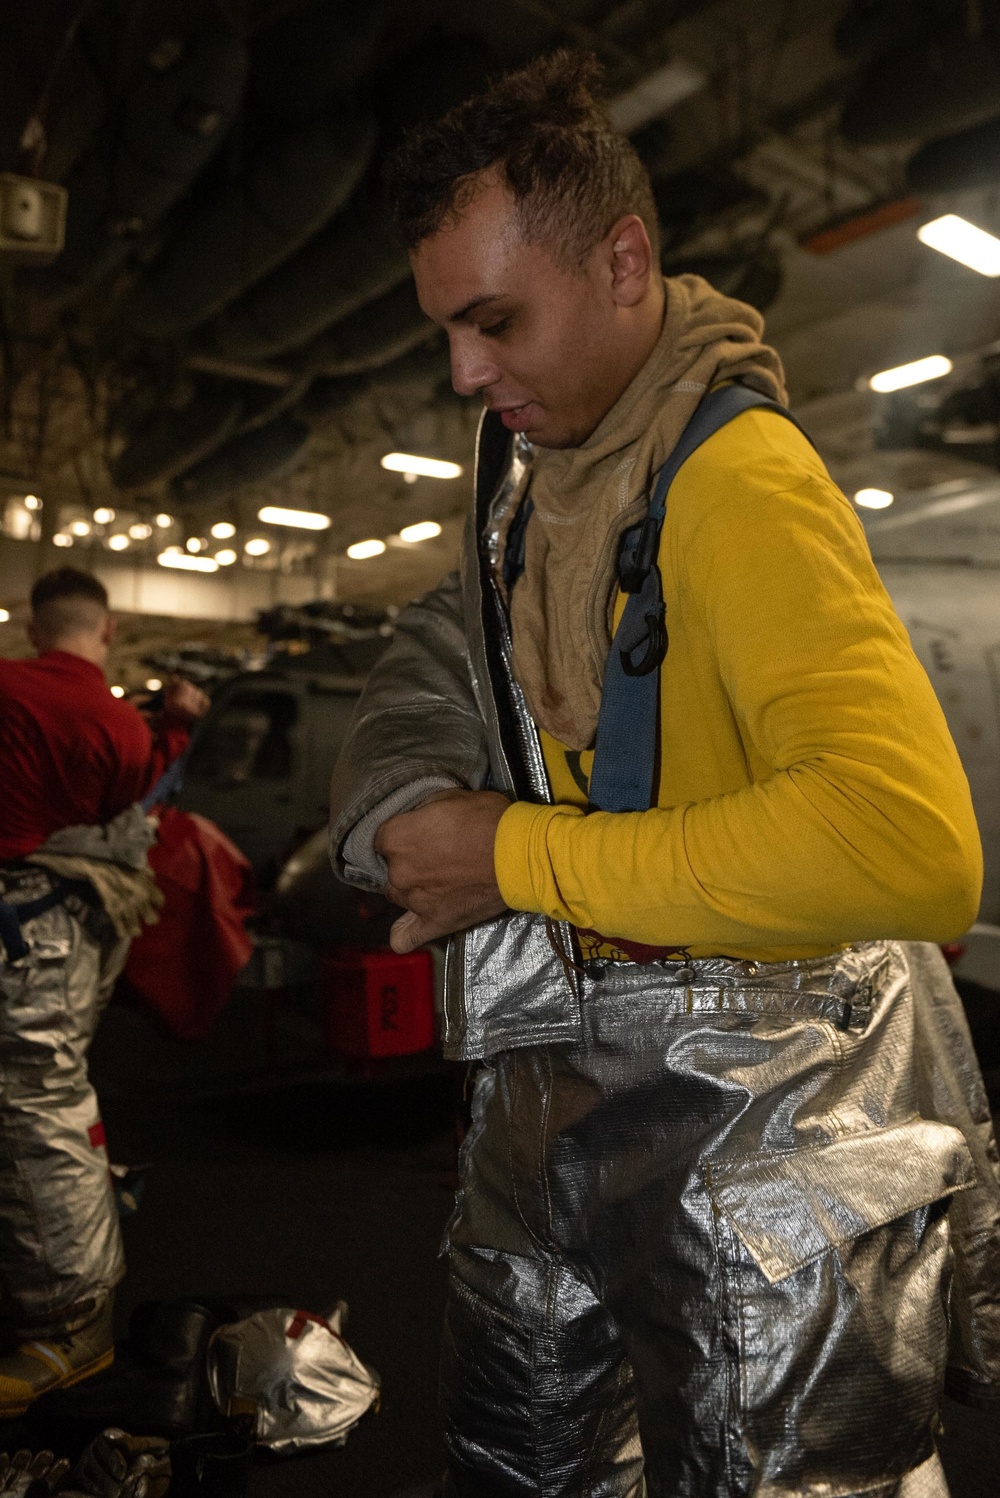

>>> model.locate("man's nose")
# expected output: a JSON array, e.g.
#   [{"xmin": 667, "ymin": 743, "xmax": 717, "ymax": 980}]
[{"xmin": 449, "ymin": 335, "xmax": 500, "ymax": 399}]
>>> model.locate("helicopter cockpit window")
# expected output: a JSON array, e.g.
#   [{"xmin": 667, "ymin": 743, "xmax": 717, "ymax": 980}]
[{"xmin": 188, "ymin": 690, "xmax": 299, "ymax": 786}]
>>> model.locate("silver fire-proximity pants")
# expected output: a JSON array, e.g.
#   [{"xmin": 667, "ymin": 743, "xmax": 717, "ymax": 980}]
[
  {"xmin": 0, "ymin": 869, "xmax": 127, "ymax": 1335},
  {"xmin": 442, "ymin": 942, "xmax": 980, "ymax": 1498}
]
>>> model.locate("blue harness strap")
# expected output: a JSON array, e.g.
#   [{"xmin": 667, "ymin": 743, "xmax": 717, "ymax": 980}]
[
  {"xmin": 588, "ymin": 385, "xmax": 809, "ymax": 813},
  {"xmin": 0, "ymin": 880, "xmax": 90, "ymax": 963},
  {"xmin": 141, "ymin": 748, "xmax": 190, "ymax": 813}
]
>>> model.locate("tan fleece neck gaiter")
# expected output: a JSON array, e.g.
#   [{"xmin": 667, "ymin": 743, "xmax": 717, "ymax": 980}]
[{"xmin": 506, "ymin": 274, "xmax": 788, "ymax": 751}]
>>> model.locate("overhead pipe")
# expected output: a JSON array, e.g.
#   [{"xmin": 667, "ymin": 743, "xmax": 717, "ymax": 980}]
[
  {"xmin": 121, "ymin": 110, "xmax": 377, "ymax": 339},
  {"xmin": 201, "ymin": 32, "xmax": 497, "ymax": 364},
  {"xmin": 248, "ymin": 0, "xmax": 388, "ymax": 122},
  {"xmin": 290, "ymin": 279, "xmax": 436, "ymax": 379},
  {"xmin": 841, "ymin": 30, "xmax": 1000, "ymax": 146},
  {"xmin": 109, "ymin": 383, "xmax": 245, "ymax": 491},
  {"xmin": 169, "ymin": 414, "xmax": 311, "ymax": 504},
  {"xmin": 197, "ymin": 182, "xmax": 409, "ymax": 362},
  {"xmin": 26, "ymin": 26, "xmax": 248, "ymax": 304},
  {"xmin": 907, "ymin": 116, "xmax": 1000, "ymax": 192}
]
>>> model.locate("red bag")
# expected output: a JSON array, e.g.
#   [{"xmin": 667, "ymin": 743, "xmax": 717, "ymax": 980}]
[{"xmin": 122, "ymin": 807, "xmax": 256, "ymax": 1040}]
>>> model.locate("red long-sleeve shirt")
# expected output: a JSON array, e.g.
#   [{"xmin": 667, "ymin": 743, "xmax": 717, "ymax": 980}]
[{"xmin": 0, "ymin": 650, "xmax": 189, "ymax": 860}]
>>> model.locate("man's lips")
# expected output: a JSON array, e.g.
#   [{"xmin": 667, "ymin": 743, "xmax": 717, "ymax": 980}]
[{"xmin": 490, "ymin": 402, "xmax": 537, "ymax": 431}]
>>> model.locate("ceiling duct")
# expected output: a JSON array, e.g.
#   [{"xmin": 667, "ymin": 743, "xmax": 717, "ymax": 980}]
[
  {"xmin": 200, "ymin": 31, "xmax": 496, "ymax": 364},
  {"xmin": 907, "ymin": 115, "xmax": 1000, "ymax": 191},
  {"xmin": 109, "ymin": 382, "xmax": 245, "ymax": 491},
  {"xmin": 292, "ymin": 279, "xmax": 435, "ymax": 378},
  {"xmin": 199, "ymin": 182, "xmax": 409, "ymax": 362},
  {"xmin": 121, "ymin": 110, "xmax": 377, "ymax": 339},
  {"xmin": 25, "ymin": 27, "xmax": 248, "ymax": 304},
  {"xmin": 664, "ymin": 247, "xmax": 783, "ymax": 313},
  {"xmin": 108, "ymin": 370, "xmax": 312, "ymax": 492},
  {"xmin": 833, "ymin": 0, "xmax": 963, "ymax": 60},
  {"xmin": 249, "ymin": 0, "xmax": 389, "ymax": 122},
  {"xmin": 841, "ymin": 30, "xmax": 1000, "ymax": 146},
  {"xmin": 170, "ymin": 413, "xmax": 311, "ymax": 503},
  {"xmin": 652, "ymin": 168, "xmax": 768, "ymax": 257}
]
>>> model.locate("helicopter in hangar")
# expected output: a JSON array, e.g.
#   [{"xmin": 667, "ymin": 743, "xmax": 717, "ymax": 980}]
[
  {"xmin": 151, "ymin": 508, "xmax": 1000, "ymax": 1000},
  {"xmin": 152, "ymin": 601, "xmax": 400, "ymax": 954}
]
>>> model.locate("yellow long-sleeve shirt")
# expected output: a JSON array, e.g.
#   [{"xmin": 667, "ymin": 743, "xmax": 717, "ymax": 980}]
[{"xmin": 493, "ymin": 406, "xmax": 982, "ymax": 961}]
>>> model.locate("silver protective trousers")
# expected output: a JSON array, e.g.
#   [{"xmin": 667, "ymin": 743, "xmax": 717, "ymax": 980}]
[
  {"xmin": 442, "ymin": 942, "xmax": 975, "ymax": 1498},
  {"xmin": 0, "ymin": 869, "xmax": 127, "ymax": 1335}
]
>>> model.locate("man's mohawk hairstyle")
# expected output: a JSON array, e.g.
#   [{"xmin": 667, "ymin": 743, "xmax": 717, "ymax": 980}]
[{"xmin": 383, "ymin": 50, "xmax": 660, "ymax": 266}]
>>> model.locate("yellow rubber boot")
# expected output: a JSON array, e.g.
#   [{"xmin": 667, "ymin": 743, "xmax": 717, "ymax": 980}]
[{"xmin": 0, "ymin": 1298, "xmax": 114, "ymax": 1418}]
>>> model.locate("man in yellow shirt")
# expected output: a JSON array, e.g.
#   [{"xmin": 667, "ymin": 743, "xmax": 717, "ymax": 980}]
[{"xmin": 330, "ymin": 51, "xmax": 998, "ymax": 1498}]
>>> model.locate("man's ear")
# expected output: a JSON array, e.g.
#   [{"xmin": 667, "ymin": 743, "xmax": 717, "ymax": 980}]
[
  {"xmin": 26, "ymin": 621, "xmax": 40, "ymax": 651},
  {"xmin": 101, "ymin": 614, "xmax": 116, "ymax": 646},
  {"xmin": 606, "ymin": 214, "xmax": 655, "ymax": 308}
]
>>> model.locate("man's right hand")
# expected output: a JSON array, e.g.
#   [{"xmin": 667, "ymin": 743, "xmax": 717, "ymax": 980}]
[{"xmin": 161, "ymin": 675, "xmax": 210, "ymax": 724}]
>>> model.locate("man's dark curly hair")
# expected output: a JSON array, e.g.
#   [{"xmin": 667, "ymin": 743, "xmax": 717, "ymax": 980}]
[{"xmin": 383, "ymin": 50, "xmax": 660, "ymax": 266}]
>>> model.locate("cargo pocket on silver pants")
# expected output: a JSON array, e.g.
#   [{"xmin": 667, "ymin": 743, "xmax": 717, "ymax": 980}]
[{"xmin": 708, "ymin": 1119, "xmax": 975, "ymax": 1497}]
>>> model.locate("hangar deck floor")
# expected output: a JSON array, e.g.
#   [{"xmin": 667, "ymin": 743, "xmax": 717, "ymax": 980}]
[{"xmin": 27, "ymin": 988, "xmax": 1000, "ymax": 1497}]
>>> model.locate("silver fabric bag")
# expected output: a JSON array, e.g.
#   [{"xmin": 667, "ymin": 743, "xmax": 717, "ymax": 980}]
[{"xmin": 207, "ymin": 1304, "xmax": 379, "ymax": 1453}]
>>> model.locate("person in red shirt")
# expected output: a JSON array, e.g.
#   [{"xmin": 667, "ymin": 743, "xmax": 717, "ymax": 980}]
[{"xmin": 0, "ymin": 567, "xmax": 208, "ymax": 1413}]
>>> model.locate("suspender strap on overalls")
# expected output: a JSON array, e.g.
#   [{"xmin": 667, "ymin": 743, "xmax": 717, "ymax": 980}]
[
  {"xmin": 588, "ymin": 383, "xmax": 810, "ymax": 813},
  {"xmin": 0, "ymin": 879, "xmax": 92, "ymax": 963}
]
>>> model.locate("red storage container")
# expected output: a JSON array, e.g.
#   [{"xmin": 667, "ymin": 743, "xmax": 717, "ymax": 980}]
[{"xmin": 322, "ymin": 945, "xmax": 436, "ymax": 1060}]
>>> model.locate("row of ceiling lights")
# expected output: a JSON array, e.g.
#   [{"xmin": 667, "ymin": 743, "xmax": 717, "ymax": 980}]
[
  {"xmin": 858, "ymin": 213, "xmax": 1000, "ymax": 404},
  {"xmin": 847, "ymin": 212, "xmax": 1000, "ymax": 512},
  {"xmin": 342, "ymin": 451, "xmax": 459, "ymax": 561},
  {"xmin": 36, "ymin": 451, "xmax": 461, "ymax": 573}
]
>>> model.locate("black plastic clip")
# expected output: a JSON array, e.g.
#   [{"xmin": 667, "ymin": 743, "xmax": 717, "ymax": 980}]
[
  {"xmin": 620, "ymin": 605, "xmax": 668, "ymax": 676},
  {"xmin": 619, "ymin": 515, "xmax": 661, "ymax": 593}
]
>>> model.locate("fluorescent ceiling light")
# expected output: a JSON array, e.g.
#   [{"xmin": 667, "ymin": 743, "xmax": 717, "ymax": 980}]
[
  {"xmin": 107, "ymin": 534, "xmax": 130, "ymax": 550},
  {"xmin": 23, "ymin": 494, "xmax": 39, "ymax": 510},
  {"xmin": 399, "ymin": 520, "xmax": 443, "ymax": 543},
  {"xmin": 214, "ymin": 548, "xmax": 237, "ymax": 566},
  {"xmin": 210, "ymin": 520, "xmax": 236, "ymax": 539},
  {"xmin": 158, "ymin": 551, "xmax": 218, "ymax": 572},
  {"xmin": 53, "ymin": 533, "xmax": 72, "ymax": 547},
  {"xmin": 346, "ymin": 538, "xmax": 386, "ymax": 560},
  {"xmin": 70, "ymin": 520, "xmax": 90, "ymax": 537},
  {"xmin": 128, "ymin": 522, "xmax": 152, "ymax": 540},
  {"xmin": 381, "ymin": 452, "xmax": 463, "ymax": 480},
  {"xmin": 244, "ymin": 537, "xmax": 271, "ymax": 556},
  {"xmin": 917, "ymin": 214, "xmax": 1000, "ymax": 276},
  {"xmin": 868, "ymin": 355, "xmax": 952, "ymax": 393},
  {"xmin": 154, "ymin": 512, "xmax": 173, "ymax": 528},
  {"xmin": 186, "ymin": 537, "xmax": 204, "ymax": 552},
  {"xmin": 145, "ymin": 678, "xmax": 162, "ymax": 692},
  {"xmin": 93, "ymin": 507, "xmax": 115, "ymax": 524},
  {"xmin": 258, "ymin": 505, "xmax": 331, "ymax": 530},
  {"xmin": 0, "ymin": 609, "xmax": 8, "ymax": 622},
  {"xmin": 608, "ymin": 58, "xmax": 706, "ymax": 134},
  {"xmin": 110, "ymin": 685, "xmax": 125, "ymax": 698},
  {"xmin": 854, "ymin": 487, "xmax": 894, "ymax": 510}
]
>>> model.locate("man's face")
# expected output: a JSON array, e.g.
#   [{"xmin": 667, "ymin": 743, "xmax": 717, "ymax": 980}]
[{"xmin": 411, "ymin": 171, "xmax": 657, "ymax": 448}]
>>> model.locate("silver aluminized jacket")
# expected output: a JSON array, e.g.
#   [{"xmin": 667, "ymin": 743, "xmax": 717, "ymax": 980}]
[
  {"xmin": 0, "ymin": 805, "xmax": 155, "ymax": 1334},
  {"xmin": 330, "ymin": 410, "xmax": 1000, "ymax": 1492}
]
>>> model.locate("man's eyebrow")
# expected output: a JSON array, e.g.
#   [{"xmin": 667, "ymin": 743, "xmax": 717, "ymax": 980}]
[{"xmin": 446, "ymin": 293, "xmax": 504, "ymax": 323}]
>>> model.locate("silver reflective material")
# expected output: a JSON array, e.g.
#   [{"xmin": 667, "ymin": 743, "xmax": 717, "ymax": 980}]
[
  {"xmin": 483, "ymin": 432, "xmax": 532, "ymax": 572},
  {"xmin": 330, "ymin": 409, "xmax": 1000, "ymax": 1487},
  {"xmin": 207, "ymin": 1304, "xmax": 379, "ymax": 1452},
  {"xmin": 0, "ymin": 867, "xmax": 127, "ymax": 1333},
  {"xmin": 443, "ymin": 942, "xmax": 983, "ymax": 1495}
]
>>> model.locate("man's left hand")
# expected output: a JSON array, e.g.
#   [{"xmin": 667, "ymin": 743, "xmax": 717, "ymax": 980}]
[{"xmin": 375, "ymin": 789, "xmax": 511, "ymax": 953}]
